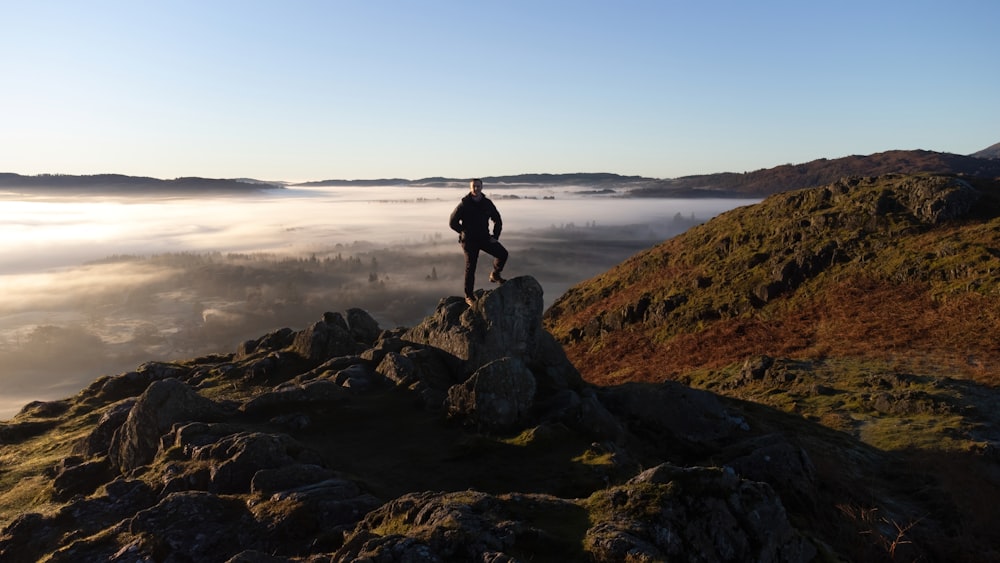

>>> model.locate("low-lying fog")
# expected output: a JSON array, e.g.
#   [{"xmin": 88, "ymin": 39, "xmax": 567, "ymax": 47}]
[{"xmin": 0, "ymin": 184, "xmax": 757, "ymax": 419}]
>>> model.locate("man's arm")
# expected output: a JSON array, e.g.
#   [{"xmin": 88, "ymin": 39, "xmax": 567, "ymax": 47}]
[
  {"xmin": 490, "ymin": 203, "xmax": 502, "ymax": 239},
  {"xmin": 449, "ymin": 204, "xmax": 464, "ymax": 234}
]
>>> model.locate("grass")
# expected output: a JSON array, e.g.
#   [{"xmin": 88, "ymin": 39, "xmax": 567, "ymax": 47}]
[
  {"xmin": 546, "ymin": 175, "xmax": 1000, "ymax": 388},
  {"xmin": 0, "ymin": 404, "xmax": 98, "ymax": 526}
]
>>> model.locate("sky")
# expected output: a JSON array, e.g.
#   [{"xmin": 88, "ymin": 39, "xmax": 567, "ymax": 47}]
[{"xmin": 1, "ymin": 0, "xmax": 998, "ymax": 182}]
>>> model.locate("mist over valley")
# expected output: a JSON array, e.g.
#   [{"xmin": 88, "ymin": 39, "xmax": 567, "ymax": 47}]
[{"xmin": 0, "ymin": 183, "xmax": 754, "ymax": 418}]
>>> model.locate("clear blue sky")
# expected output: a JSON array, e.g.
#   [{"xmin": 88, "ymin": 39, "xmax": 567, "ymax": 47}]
[{"xmin": 2, "ymin": 1, "xmax": 997, "ymax": 181}]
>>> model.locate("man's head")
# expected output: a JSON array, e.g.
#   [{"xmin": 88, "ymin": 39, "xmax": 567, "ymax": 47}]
[{"xmin": 469, "ymin": 178, "xmax": 483, "ymax": 199}]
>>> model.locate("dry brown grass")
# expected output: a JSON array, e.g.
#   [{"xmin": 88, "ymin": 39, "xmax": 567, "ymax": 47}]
[{"xmin": 564, "ymin": 275, "xmax": 1000, "ymax": 388}]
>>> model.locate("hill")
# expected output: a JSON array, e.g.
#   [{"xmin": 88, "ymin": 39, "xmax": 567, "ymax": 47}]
[
  {"xmin": 545, "ymin": 173, "xmax": 1000, "ymax": 558},
  {"xmin": 544, "ymin": 173, "xmax": 1000, "ymax": 382},
  {"xmin": 0, "ymin": 173, "xmax": 284, "ymax": 194},
  {"xmin": 629, "ymin": 149, "xmax": 1000, "ymax": 198},
  {"xmin": 971, "ymin": 141, "xmax": 1000, "ymax": 160}
]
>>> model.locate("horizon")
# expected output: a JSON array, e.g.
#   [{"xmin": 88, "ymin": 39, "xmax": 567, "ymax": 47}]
[
  {"xmin": 4, "ymin": 144, "xmax": 997, "ymax": 186},
  {"xmin": 1, "ymin": 2, "xmax": 998, "ymax": 181}
]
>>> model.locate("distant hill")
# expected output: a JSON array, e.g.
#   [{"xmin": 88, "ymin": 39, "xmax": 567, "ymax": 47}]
[
  {"xmin": 295, "ymin": 148, "xmax": 1000, "ymax": 197},
  {"xmin": 295, "ymin": 172, "xmax": 657, "ymax": 189},
  {"xmin": 293, "ymin": 178, "xmax": 413, "ymax": 187},
  {"xmin": 629, "ymin": 148, "xmax": 1000, "ymax": 198},
  {"xmin": 971, "ymin": 141, "xmax": 1000, "ymax": 160},
  {"xmin": 0, "ymin": 173, "xmax": 284, "ymax": 194}
]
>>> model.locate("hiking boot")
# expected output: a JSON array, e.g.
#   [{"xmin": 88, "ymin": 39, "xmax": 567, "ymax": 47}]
[
  {"xmin": 489, "ymin": 272, "xmax": 506, "ymax": 284},
  {"xmin": 465, "ymin": 296, "xmax": 476, "ymax": 307}
]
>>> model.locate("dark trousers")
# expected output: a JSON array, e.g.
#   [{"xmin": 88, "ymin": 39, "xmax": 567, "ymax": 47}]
[{"xmin": 462, "ymin": 238, "xmax": 508, "ymax": 298}]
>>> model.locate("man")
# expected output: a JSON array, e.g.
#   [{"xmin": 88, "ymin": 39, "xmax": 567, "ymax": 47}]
[{"xmin": 449, "ymin": 178, "xmax": 508, "ymax": 306}]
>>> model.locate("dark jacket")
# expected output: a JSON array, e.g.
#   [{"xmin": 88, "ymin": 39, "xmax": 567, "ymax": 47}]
[{"xmin": 449, "ymin": 194, "xmax": 502, "ymax": 243}]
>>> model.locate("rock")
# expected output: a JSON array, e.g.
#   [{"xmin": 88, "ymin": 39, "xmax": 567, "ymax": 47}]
[
  {"xmin": 897, "ymin": 175, "xmax": 979, "ymax": 224},
  {"xmin": 120, "ymin": 491, "xmax": 263, "ymax": 561},
  {"xmin": 741, "ymin": 354, "xmax": 775, "ymax": 381},
  {"xmin": 333, "ymin": 363, "xmax": 387, "ymax": 391},
  {"xmin": 446, "ymin": 357, "xmax": 537, "ymax": 431},
  {"xmin": 249, "ymin": 463, "xmax": 338, "ymax": 496},
  {"xmin": 360, "ymin": 334, "xmax": 407, "ymax": 364},
  {"xmin": 346, "ymin": 307, "xmax": 382, "ymax": 345},
  {"xmin": 109, "ymin": 378, "xmax": 228, "ymax": 474},
  {"xmin": 289, "ymin": 313, "xmax": 362, "ymax": 362},
  {"xmin": 586, "ymin": 463, "xmax": 816, "ymax": 563},
  {"xmin": 188, "ymin": 431, "xmax": 315, "ymax": 494},
  {"xmin": 0, "ymin": 513, "xmax": 58, "ymax": 563},
  {"xmin": 726, "ymin": 434, "xmax": 817, "ymax": 507},
  {"xmin": 51, "ymin": 456, "xmax": 112, "ymax": 500},
  {"xmin": 597, "ymin": 381, "xmax": 747, "ymax": 456},
  {"xmin": 241, "ymin": 379, "xmax": 352, "ymax": 416},
  {"xmin": 376, "ymin": 351, "xmax": 419, "ymax": 386},
  {"xmin": 404, "ymin": 275, "xmax": 583, "ymax": 393},
  {"xmin": 335, "ymin": 490, "xmax": 587, "ymax": 561},
  {"xmin": 75, "ymin": 398, "xmax": 136, "ymax": 456},
  {"xmin": 250, "ymin": 477, "xmax": 382, "ymax": 553},
  {"xmin": 236, "ymin": 327, "xmax": 296, "ymax": 360}
]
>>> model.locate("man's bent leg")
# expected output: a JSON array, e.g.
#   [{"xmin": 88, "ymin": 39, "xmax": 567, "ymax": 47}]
[{"xmin": 483, "ymin": 240, "xmax": 508, "ymax": 282}]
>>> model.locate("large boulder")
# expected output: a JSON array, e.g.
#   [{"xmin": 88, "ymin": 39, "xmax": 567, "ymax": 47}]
[
  {"xmin": 109, "ymin": 378, "xmax": 228, "ymax": 474},
  {"xmin": 446, "ymin": 357, "xmax": 537, "ymax": 431},
  {"xmin": 404, "ymin": 276, "xmax": 583, "ymax": 393},
  {"xmin": 288, "ymin": 312, "xmax": 363, "ymax": 362}
]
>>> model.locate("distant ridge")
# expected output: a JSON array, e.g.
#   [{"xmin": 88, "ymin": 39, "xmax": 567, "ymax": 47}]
[
  {"xmin": 294, "ymin": 172, "xmax": 655, "ymax": 188},
  {"xmin": 295, "ymin": 147, "xmax": 1000, "ymax": 197},
  {"xmin": 0, "ymin": 173, "xmax": 284, "ymax": 194},
  {"xmin": 630, "ymin": 148, "xmax": 1000, "ymax": 198},
  {"xmin": 7, "ymin": 143, "xmax": 999, "ymax": 197}
]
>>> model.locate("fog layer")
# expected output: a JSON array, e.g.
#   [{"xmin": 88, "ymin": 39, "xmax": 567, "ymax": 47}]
[{"xmin": 0, "ymin": 185, "xmax": 756, "ymax": 418}]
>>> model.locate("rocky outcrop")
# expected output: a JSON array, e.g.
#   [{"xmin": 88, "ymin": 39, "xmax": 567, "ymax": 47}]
[
  {"xmin": 405, "ymin": 275, "xmax": 584, "ymax": 395},
  {"xmin": 586, "ymin": 464, "xmax": 816, "ymax": 562},
  {"xmin": 332, "ymin": 465, "xmax": 815, "ymax": 563},
  {"xmin": 1, "ymin": 282, "xmax": 889, "ymax": 562}
]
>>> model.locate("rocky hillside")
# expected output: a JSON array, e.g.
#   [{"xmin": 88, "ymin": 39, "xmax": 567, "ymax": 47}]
[
  {"xmin": 0, "ymin": 271, "xmax": 988, "ymax": 561},
  {"xmin": 545, "ymin": 174, "xmax": 1000, "ymax": 382},
  {"xmin": 545, "ymin": 173, "xmax": 1000, "ymax": 559}
]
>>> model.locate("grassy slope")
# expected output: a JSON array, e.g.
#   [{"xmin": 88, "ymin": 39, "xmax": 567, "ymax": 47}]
[{"xmin": 545, "ymin": 174, "xmax": 1000, "ymax": 387}]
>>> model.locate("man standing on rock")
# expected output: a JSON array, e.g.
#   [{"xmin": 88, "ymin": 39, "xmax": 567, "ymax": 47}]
[{"xmin": 449, "ymin": 178, "xmax": 508, "ymax": 306}]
